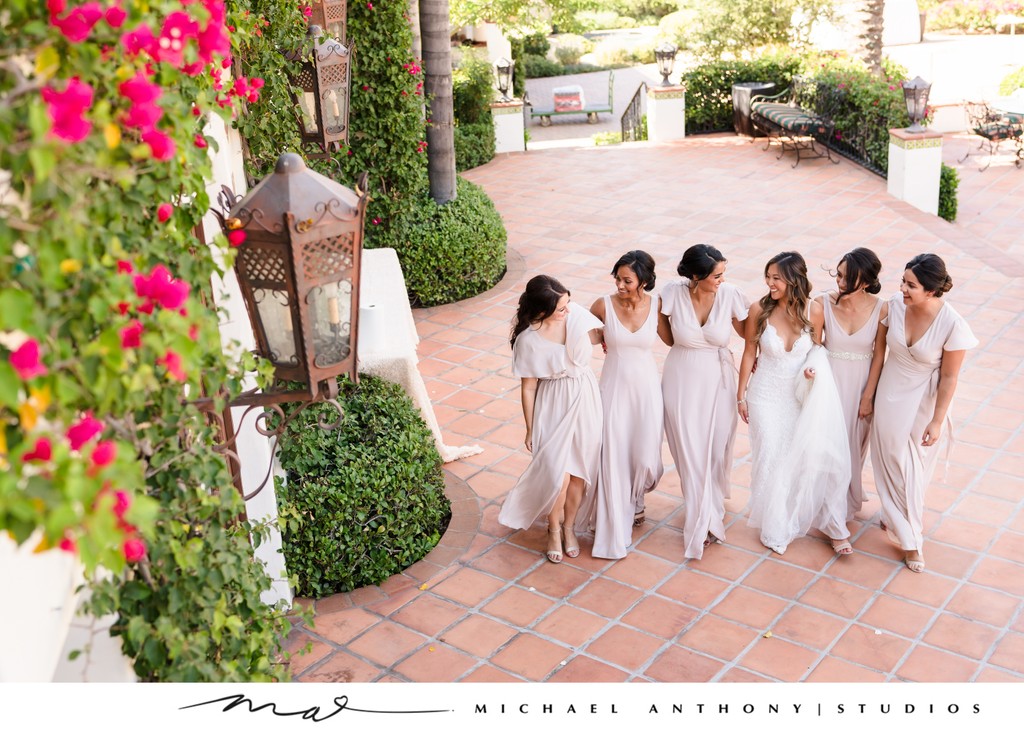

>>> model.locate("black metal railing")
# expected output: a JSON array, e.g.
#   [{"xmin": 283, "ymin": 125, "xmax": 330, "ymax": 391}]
[{"xmin": 621, "ymin": 82, "xmax": 646, "ymax": 142}]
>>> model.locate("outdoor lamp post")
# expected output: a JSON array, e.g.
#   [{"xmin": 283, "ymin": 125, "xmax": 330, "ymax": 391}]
[
  {"xmin": 902, "ymin": 76, "xmax": 932, "ymax": 133},
  {"xmin": 287, "ymin": 24, "xmax": 352, "ymax": 159},
  {"xmin": 495, "ymin": 57, "xmax": 514, "ymax": 101},
  {"xmin": 217, "ymin": 152, "xmax": 369, "ymax": 406},
  {"xmin": 655, "ymin": 43, "xmax": 678, "ymax": 86}
]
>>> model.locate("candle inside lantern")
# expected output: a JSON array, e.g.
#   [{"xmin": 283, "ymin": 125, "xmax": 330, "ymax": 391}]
[{"xmin": 328, "ymin": 295, "xmax": 340, "ymax": 325}]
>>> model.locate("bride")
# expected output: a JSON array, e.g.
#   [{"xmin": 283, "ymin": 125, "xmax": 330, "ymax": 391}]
[{"xmin": 736, "ymin": 251, "xmax": 852, "ymax": 556}]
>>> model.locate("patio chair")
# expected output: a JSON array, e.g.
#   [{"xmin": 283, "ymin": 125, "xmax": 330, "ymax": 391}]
[{"xmin": 959, "ymin": 101, "xmax": 1023, "ymax": 171}]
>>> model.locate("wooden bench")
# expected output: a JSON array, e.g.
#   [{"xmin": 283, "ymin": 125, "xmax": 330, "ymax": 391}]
[
  {"xmin": 750, "ymin": 76, "xmax": 842, "ymax": 167},
  {"xmin": 528, "ymin": 71, "xmax": 614, "ymax": 126}
]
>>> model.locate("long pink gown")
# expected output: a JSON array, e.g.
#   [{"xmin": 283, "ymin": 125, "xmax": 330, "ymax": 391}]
[
  {"xmin": 590, "ymin": 295, "xmax": 664, "ymax": 560},
  {"xmin": 661, "ymin": 280, "xmax": 749, "ymax": 559},
  {"xmin": 822, "ymin": 295, "xmax": 883, "ymax": 521},
  {"xmin": 499, "ymin": 302, "xmax": 604, "ymax": 530},
  {"xmin": 870, "ymin": 295, "xmax": 977, "ymax": 552}
]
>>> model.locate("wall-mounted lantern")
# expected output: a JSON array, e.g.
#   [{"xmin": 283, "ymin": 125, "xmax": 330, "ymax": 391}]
[
  {"xmin": 309, "ymin": 0, "xmax": 347, "ymax": 41},
  {"xmin": 216, "ymin": 152, "xmax": 369, "ymax": 406},
  {"xmin": 287, "ymin": 25, "xmax": 352, "ymax": 159}
]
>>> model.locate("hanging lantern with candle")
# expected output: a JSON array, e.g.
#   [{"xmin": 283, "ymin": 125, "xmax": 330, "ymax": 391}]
[
  {"xmin": 216, "ymin": 153, "xmax": 369, "ymax": 406},
  {"xmin": 308, "ymin": 0, "xmax": 347, "ymax": 41},
  {"xmin": 902, "ymin": 76, "xmax": 932, "ymax": 133},
  {"xmin": 286, "ymin": 24, "xmax": 352, "ymax": 159}
]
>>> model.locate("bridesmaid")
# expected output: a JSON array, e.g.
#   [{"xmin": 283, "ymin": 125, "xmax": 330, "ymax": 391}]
[
  {"xmin": 499, "ymin": 275, "xmax": 604, "ymax": 564},
  {"xmin": 817, "ymin": 248, "xmax": 887, "ymax": 524},
  {"xmin": 588, "ymin": 251, "xmax": 664, "ymax": 560},
  {"xmin": 658, "ymin": 244, "xmax": 749, "ymax": 559},
  {"xmin": 870, "ymin": 254, "xmax": 977, "ymax": 573}
]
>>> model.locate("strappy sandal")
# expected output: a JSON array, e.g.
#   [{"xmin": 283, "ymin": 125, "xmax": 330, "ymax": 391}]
[
  {"xmin": 562, "ymin": 525, "xmax": 580, "ymax": 559},
  {"xmin": 904, "ymin": 551, "xmax": 925, "ymax": 573},
  {"xmin": 704, "ymin": 533, "xmax": 721, "ymax": 548},
  {"xmin": 546, "ymin": 524, "xmax": 563, "ymax": 564},
  {"xmin": 633, "ymin": 511, "xmax": 646, "ymax": 527},
  {"xmin": 831, "ymin": 539, "xmax": 854, "ymax": 555}
]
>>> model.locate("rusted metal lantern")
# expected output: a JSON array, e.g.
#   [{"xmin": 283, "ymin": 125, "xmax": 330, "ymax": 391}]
[
  {"xmin": 308, "ymin": 0, "xmax": 347, "ymax": 41},
  {"xmin": 495, "ymin": 57, "xmax": 514, "ymax": 102},
  {"xmin": 288, "ymin": 25, "xmax": 352, "ymax": 158},
  {"xmin": 218, "ymin": 153, "xmax": 369, "ymax": 406},
  {"xmin": 902, "ymin": 76, "xmax": 932, "ymax": 133},
  {"xmin": 655, "ymin": 43, "xmax": 678, "ymax": 87}
]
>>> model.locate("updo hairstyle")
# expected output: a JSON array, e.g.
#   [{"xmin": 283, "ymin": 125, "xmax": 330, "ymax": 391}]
[
  {"xmin": 611, "ymin": 250, "xmax": 657, "ymax": 292},
  {"xmin": 906, "ymin": 253, "xmax": 953, "ymax": 297},
  {"xmin": 677, "ymin": 244, "xmax": 726, "ymax": 283}
]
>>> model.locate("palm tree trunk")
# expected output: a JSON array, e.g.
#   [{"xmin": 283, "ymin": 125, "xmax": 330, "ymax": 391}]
[
  {"xmin": 419, "ymin": 0, "xmax": 456, "ymax": 204},
  {"xmin": 857, "ymin": 0, "xmax": 885, "ymax": 76},
  {"xmin": 408, "ymin": 0, "xmax": 421, "ymax": 62}
]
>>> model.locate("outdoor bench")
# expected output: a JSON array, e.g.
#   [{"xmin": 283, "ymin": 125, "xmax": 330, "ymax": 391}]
[
  {"xmin": 750, "ymin": 76, "xmax": 841, "ymax": 167},
  {"xmin": 528, "ymin": 71, "xmax": 614, "ymax": 126}
]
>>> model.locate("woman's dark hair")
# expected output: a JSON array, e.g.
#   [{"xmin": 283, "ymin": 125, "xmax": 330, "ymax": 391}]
[
  {"xmin": 677, "ymin": 244, "xmax": 726, "ymax": 282},
  {"xmin": 755, "ymin": 251, "xmax": 812, "ymax": 339},
  {"xmin": 835, "ymin": 247, "xmax": 882, "ymax": 303},
  {"xmin": 611, "ymin": 250, "xmax": 656, "ymax": 292},
  {"xmin": 906, "ymin": 253, "xmax": 953, "ymax": 297},
  {"xmin": 510, "ymin": 274, "xmax": 569, "ymax": 348}
]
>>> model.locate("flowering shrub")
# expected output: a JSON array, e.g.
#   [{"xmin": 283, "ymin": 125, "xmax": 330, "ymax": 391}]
[
  {"xmin": 1, "ymin": 0, "xmax": 296, "ymax": 681},
  {"xmin": 928, "ymin": 0, "xmax": 1024, "ymax": 33}
]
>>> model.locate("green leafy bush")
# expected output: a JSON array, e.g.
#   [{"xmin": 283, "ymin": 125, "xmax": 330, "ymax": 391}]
[
  {"xmin": 928, "ymin": 0, "xmax": 1024, "ymax": 32},
  {"xmin": 455, "ymin": 121, "xmax": 497, "ymax": 171},
  {"xmin": 553, "ymin": 34, "xmax": 589, "ymax": 65},
  {"xmin": 276, "ymin": 375, "xmax": 449, "ymax": 597},
  {"xmin": 523, "ymin": 32, "xmax": 551, "ymax": 57},
  {"xmin": 391, "ymin": 177, "xmax": 507, "ymax": 307},
  {"xmin": 682, "ymin": 54, "xmax": 803, "ymax": 133},
  {"xmin": 523, "ymin": 53, "xmax": 566, "ymax": 79},
  {"xmin": 939, "ymin": 164, "xmax": 959, "ymax": 222},
  {"xmin": 453, "ymin": 48, "xmax": 496, "ymax": 125},
  {"xmin": 999, "ymin": 66, "xmax": 1024, "ymax": 95}
]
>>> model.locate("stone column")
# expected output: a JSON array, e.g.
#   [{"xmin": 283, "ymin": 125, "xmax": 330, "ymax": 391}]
[
  {"xmin": 887, "ymin": 128, "xmax": 943, "ymax": 216},
  {"xmin": 647, "ymin": 84, "xmax": 687, "ymax": 143},
  {"xmin": 491, "ymin": 100, "xmax": 526, "ymax": 154}
]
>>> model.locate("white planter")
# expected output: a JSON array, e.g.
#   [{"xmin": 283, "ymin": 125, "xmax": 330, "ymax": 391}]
[{"xmin": 0, "ymin": 531, "xmax": 81, "ymax": 681}]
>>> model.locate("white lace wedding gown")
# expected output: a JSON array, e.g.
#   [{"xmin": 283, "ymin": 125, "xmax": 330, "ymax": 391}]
[{"xmin": 746, "ymin": 324, "xmax": 850, "ymax": 554}]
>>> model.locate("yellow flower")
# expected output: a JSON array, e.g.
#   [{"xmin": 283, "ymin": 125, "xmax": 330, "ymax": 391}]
[
  {"xmin": 60, "ymin": 259, "xmax": 82, "ymax": 274},
  {"xmin": 104, "ymin": 123, "xmax": 122, "ymax": 149},
  {"xmin": 18, "ymin": 385, "xmax": 52, "ymax": 431}
]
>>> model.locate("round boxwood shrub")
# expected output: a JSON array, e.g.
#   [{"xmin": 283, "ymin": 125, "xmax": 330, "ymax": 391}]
[
  {"xmin": 391, "ymin": 176, "xmax": 508, "ymax": 307},
  {"xmin": 455, "ymin": 121, "xmax": 497, "ymax": 171},
  {"xmin": 275, "ymin": 375, "xmax": 449, "ymax": 597}
]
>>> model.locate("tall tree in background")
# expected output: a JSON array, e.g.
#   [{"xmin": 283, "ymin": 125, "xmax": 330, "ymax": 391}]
[
  {"xmin": 857, "ymin": 0, "xmax": 885, "ymax": 75},
  {"xmin": 420, "ymin": 0, "xmax": 457, "ymax": 204}
]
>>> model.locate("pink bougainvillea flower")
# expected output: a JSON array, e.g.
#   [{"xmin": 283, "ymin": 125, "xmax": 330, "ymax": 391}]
[
  {"xmin": 250, "ymin": 77, "xmax": 264, "ymax": 90},
  {"xmin": 122, "ymin": 102, "xmax": 163, "ymax": 130},
  {"xmin": 112, "ymin": 490, "xmax": 131, "ymax": 520},
  {"xmin": 116, "ymin": 301, "xmax": 131, "ymax": 315},
  {"xmin": 193, "ymin": 133, "xmax": 208, "ymax": 149},
  {"xmin": 181, "ymin": 61, "xmax": 205, "ymax": 77},
  {"xmin": 141, "ymin": 128, "xmax": 175, "ymax": 160},
  {"xmin": 137, "ymin": 300, "xmax": 155, "ymax": 315},
  {"xmin": 158, "ymin": 350, "xmax": 186, "ymax": 381},
  {"xmin": 23, "ymin": 437, "xmax": 53, "ymax": 463},
  {"xmin": 119, "ymin": 73, "xmax": 161, "ymax": 105},
  {"xmin": 157, "ymin": 203, "xmax": 173, "ymax": 222},
  {"xmin": 51, "ymin": 1, "xmax": 104, "ymax": 43},
  {"xmin": 188, "ymin": 324, "xmax": 199, "ymax": 340},
  {"xmin": 123, "ymin": 537, "xmax": 146, "ymax": 562},
  {"xmin": 134, "ymin": 264, "xmax": 190, "ymax": 310},
  {"xmin": 121, "ymin": 23, "xmax": 155, "ymax": 57},
  {"xmin": 104, "ymin": 4, "xmax": 126, "ymax": 28},
  {"xmin": 154, "ymin": 12, "xmax": 199, "ymax": 67},
  {"xmin": 67, "ymin": 412, "xmax": 103, "ymax": 450},
  {"xmin": 90, "ymin": 440, "xmax": 117, "ymax": 470},
  {"xmin": 47, "ymin": 0, "xmax": 67, "ymax": 15},
  {"xmin": 10, "ymin": 339, "xmax": 47, "ymax": 380},
  {"xmin": 120, "ymin": 319, "xmax": 143, "ymax": 348},
  {"xmin": 227, "ymin": 230, "xmax": 246, "ymax": 246},
  {"xmin": 59, "ymin": 533, "xmax": 77, "ymax": 554},
  {"xmin": 367, "ymin": 2, "xmax": 373, "ymax": 8},
  {"xmin": 116, "ymin": 260, "xmax": 133, "ymax": 274},
  {"xmin": 231, "ymin": 77, "xmax": 249, "ymax": 97},
  {"xmin": 41, "ymin": 78, "xmax": 93, "ymax": 143}
]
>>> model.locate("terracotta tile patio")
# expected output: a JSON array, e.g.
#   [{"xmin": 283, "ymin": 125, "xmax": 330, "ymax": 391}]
[{"xmin": 286, "ymin": 130, "xmax": 1024, "ymax": 684}]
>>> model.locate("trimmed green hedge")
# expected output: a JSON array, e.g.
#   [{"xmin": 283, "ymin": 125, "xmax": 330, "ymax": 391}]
[
  {"xmin": 939, "ymin": 163, "xmax": 959, "ymax": 222},
  {"xmin": 682, "ymin": 54, "xmax": 802, "ymax": 134},
  {"xmin": 455, "ymin": 121, "xmax": 497, "ymax": 171},
  {"xmin": 390, "ymin": 176, "xmax": 508, "ymax": 307},
  {"xmin": 276, "ymin": 375, "xmax": 449, "ymax": 597}
]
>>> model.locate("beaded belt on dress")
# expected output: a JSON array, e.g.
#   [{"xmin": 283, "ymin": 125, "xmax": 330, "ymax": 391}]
[{"xmin": 828, "ymin": 350, "xmax": 871, "ymax": 361}]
